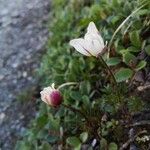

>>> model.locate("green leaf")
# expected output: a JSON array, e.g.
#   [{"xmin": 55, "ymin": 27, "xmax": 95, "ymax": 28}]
[
  {"xmin": 122, "ymin": 52, "xmax": 136, "ymax": 65},
  {"xmin": 15, "ymin": 141, "xmax": 32, "ymax": 150},
  {"xmin": 115, "ymin": 68, "xmax": 134, "ymax": 82},
  {"xmin": 127, "ymin": 46, "xmax": 140, "ymax": 52},
  {"xmin": 48, "ymin": 114, "xmax": 60, "ymax": 131},
  {"xmin": 70, "ymin": 91, "xmax": 82, "ymax": 100},
  {"xmin": 129, "ymin": 31, "xmax": 141, "ymax": 48},
  {"xmin": 80, "ymin": 132, "xmax": 88, "ymax": 143},
  {"xmin": 46, "ymin": 135, "xmax": 59, "ymax": 143},
  {"xmin": 37, "ymin": 130, "xmax": 47, "ymax": 139},
  {"xmin": 119, "ymin": 49, "xmax": 128, "ymax": 54},
  {"xmin": 67, "ymin": 136, "xmax": 81, "ymax": 149},
  {"xmin": 108, "ymin": 142, "xmax": 118, "ymax": 150},
  {"xmin": 39, "ymin": 142, "xmax": 52, "ymax": 150},
  {"xmin": 82, "ymin": 95, "xmax": 90, "ymax": 108},
  {"xmin": 106, "ymin": 57, "xmax": 121, "ymax": 66},
  {"xmin": 135, "ymin": 60, "xmax": 147, "ymax": 71},
  {"xmin": 145, "ymin": 45, "xmax": 150, "ymax": 56},
  {"xmin": 36, "ymin": 115, "xmax": 48, "ymax": 129},
  {"xmin": 100, "ymin": 138, "xmax": 108, "ymax": 150},
  {"xmin": 79, "ymin": 81, "xmax": 91, "ymax": 95},
  {"xmin": 136, "ymin": 9, "xmax": 149, "ymax": 16}
]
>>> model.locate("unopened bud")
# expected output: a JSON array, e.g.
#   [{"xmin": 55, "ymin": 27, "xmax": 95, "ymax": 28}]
[{"xmin": 40, "ymin": 83, "xmax": 63, "ymax": 107}]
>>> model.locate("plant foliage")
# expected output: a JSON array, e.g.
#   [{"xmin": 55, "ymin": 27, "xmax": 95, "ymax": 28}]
[{"xmin": 16, "ymin": 0, "xmax": 150, "ymax": 149}]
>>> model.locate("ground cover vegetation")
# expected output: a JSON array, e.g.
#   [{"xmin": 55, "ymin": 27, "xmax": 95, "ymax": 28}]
[{"xmin": 16, "ymin": 0, "xmax": 150, "ymax": 149}]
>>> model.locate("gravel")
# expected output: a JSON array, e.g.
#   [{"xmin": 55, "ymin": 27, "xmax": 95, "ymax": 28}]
[{"xmin": 0, "ymin": 0, "xmax": 50, "ymax": 149}]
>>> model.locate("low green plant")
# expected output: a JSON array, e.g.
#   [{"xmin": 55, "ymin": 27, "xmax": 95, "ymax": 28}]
[{"xmin": 16, "ymin": 0, "xmax": 150, "ymax": 149}]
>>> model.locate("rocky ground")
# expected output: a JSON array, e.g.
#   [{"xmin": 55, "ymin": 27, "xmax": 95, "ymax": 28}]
[{"xmin": 0, "ymin": 0, "xmax": 50, "ymax": 149}]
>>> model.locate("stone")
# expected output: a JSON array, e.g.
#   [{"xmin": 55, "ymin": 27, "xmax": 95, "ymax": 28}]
[
  {"xmin": 22, "ymin": 71, "xmax": 27, "ymax": 78},
  {"xmin": 0, "ymin": 0, "xmax": 50, "ymax": 149},
  {"xmin": 0, "ymin": 113, "xmax": 6, "ymax": 125}
]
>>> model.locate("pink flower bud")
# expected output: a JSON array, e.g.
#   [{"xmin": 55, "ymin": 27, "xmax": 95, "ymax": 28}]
[
  {"xmin": 40, "ymin": 84, "xmax": 63, "ymax": 107},
  {"xmin": 49, "ymin": 90, "xmax": 62, "ymax": 106}
]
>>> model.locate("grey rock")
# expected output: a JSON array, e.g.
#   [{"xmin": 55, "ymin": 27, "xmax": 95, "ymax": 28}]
[
  {"xmin": 0, "ymin": 0, "xmax": 50, "ymax": 149},
  {"xmin": 0, "ymin": 113, "xmax": 6, "ymax": 125}
]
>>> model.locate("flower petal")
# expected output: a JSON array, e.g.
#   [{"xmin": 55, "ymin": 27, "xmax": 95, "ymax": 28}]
[
  {"xmin": 40, "ymin": 86, "xmax": 53, "ymax": 104},
  {"xmin": 87, "ymin": 22, "xmax": 99, "ymax": 34},
  {"xmin": 85, "ymin": 33, "xmax": 104, "ymax": 48},
  {"xmin": 86, "ymin": 22, "xmax": 104, "ymax": 47},
  {"xmin": 69, "ymin": 39, "xmax": 91, "ymax": 56},
  {"xmin": 84, "ymin": 33, "xmax": 104, "ymax": 57},
  {"xmin": 91, "ymin": 40, "xmax": 104, "ymax": 56}
]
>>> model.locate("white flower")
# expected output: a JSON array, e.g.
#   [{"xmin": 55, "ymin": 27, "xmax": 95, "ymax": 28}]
[
  {"xmin": 69, "ymin": 22, "xmax": 105, "ymax": 57},
  {"xmin": 40, "ymin": 83, "xmax": 62, "ymax": 107}
]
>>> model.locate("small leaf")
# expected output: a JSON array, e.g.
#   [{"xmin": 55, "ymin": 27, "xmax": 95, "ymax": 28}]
[
  {"xmin": 79, "ymin": 81, "xmax": 91, "ymax": 95},
  {"xmin": 129, "ymin": 31, "xmax": 141, "ymax": 48},
  {"xmin": 122, "ymin": 52, "xmax": 136, "ymax": 65},
  {"xmin": 136, "ymin": 9, "xmax": 149, "ymax": 16},
  {"xmin": 135, "ymin": 60, "xmax": 147, "ymax": 71},
  {"xmin": 100, "ymin": 138, "xmax": 108, "ymax": 150},
  {"xmin": 119, "ymin": 49, "xmax": 128, "ymax": 54},
  {"xmin": 115, "ymin": 68, "xmax": 133, "ymax": 82},
  {"xmin": 36, "ymin": 115, "xmax": 48, "ymax": 129},
  {"xmin": 67, "ymin": 136, "xmax": 81, "ymax": 149},
  {"xmin": 39, "ymin": 142, "xmax": 52, "ymax": 150},
  {"xmin": 46, "ymin": 135, "xmax": 59, "ymax": 143},
  {"xmin": 127, "ymin": 46, "xmax": 140, "ymax": 52},
  {"xmin": 106, "ymin": 57, "xmax": 121, "ymax": 66},
  {"xmin": 70, "ymin": 91, "xmax": 82, "ymax": 100},
  {"xmin": 82, "ymin": 95, "xmax": 90, "ymax": 108},
  {"xmin": 108, "ymin": 142, "xmax": 118, "ymax": 150},
  {"xmin": 48, "ymin": 114, "xmax": 60, "ymax": 131},
  {"xmin": 145, "ymin": 45, "xmax": 150, "ymax": 56},
  {"xmin": 80, "ymin": 132, "xmax": 88, "ymax": 143},
  {"xmin": 15, "ymin": 141, "xmax": 32, "ymax": 150}
]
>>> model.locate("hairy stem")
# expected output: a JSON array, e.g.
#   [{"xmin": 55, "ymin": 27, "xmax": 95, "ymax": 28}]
[
  {"xmin": 58, "ymin": 82, "xmax": 78, "ymax": 90},
  {"xmin": 99, "ymin": 56, "xmax": 117, "ymax": 85}
]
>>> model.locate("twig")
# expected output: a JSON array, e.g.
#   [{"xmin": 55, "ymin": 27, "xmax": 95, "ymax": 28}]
[
  {"xmin": 127, "ymin": 120, "xmax": 150, "ymax": 127},
  {"xmin": 137, "ymin": 84, "xmax": 150, "ymax": 91},
  {"xmin": 119, "ymin": 130, "xmax": 147, "ymax": 150}
]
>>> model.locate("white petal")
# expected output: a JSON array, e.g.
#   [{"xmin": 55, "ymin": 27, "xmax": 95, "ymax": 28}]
[
  {"xmin": 85, "ymin": 33, "xmax": 104, "ymax": 47},
  {"xmin": 87, "ymin": 22, "xmax": 99, "ymax": 34},
  {"xmin": 43, "ymin": 87, "xmax": 53, "ymax": 94},
  {"xmin": 84, "ymin": 33, "xmax": 104, "ymax": 56},
  {"xmin": 40, "ymin": 92, "xmax": 49, "ymax": 104},
  {"xmin": 91, "ymin": 40, "xmax": 103, "ymax": 56},
  {"xmin": 40, "ymin": 86, "xmax": 53, "ymax": 104},
  {"xmin": 69, "ymin": 39, "xmax": 91, "ymax": 56},
  {"xmin": 86, "ymin": 22, "xmax": 104, "ymax": 47}
]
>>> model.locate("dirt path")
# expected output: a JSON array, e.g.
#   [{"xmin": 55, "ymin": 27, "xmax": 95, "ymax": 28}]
[{"xmin": 0, "ymin": 0, "xmax": 50, "ymax": 149}]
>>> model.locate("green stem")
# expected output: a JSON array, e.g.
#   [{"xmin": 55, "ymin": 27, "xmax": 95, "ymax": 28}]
[
  {"xmin": 58, "ymin": 82, "xmax": 78, "ymax": 90},
  {"xmin": 62, "ymin": 103, "xmax": 88, "ymax": 121},
  {"xmin": 107, "ymin": 3, "xmax": 148, "ymax": 57},
  {"xmin": 99, "ymin": 56, "xmax": 117, "ymax": 85}
]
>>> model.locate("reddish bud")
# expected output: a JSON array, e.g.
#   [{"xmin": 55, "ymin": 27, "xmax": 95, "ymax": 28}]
[{"xmin": 40, "ymin": 84, "xmax": 63, "ymax": 107}]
